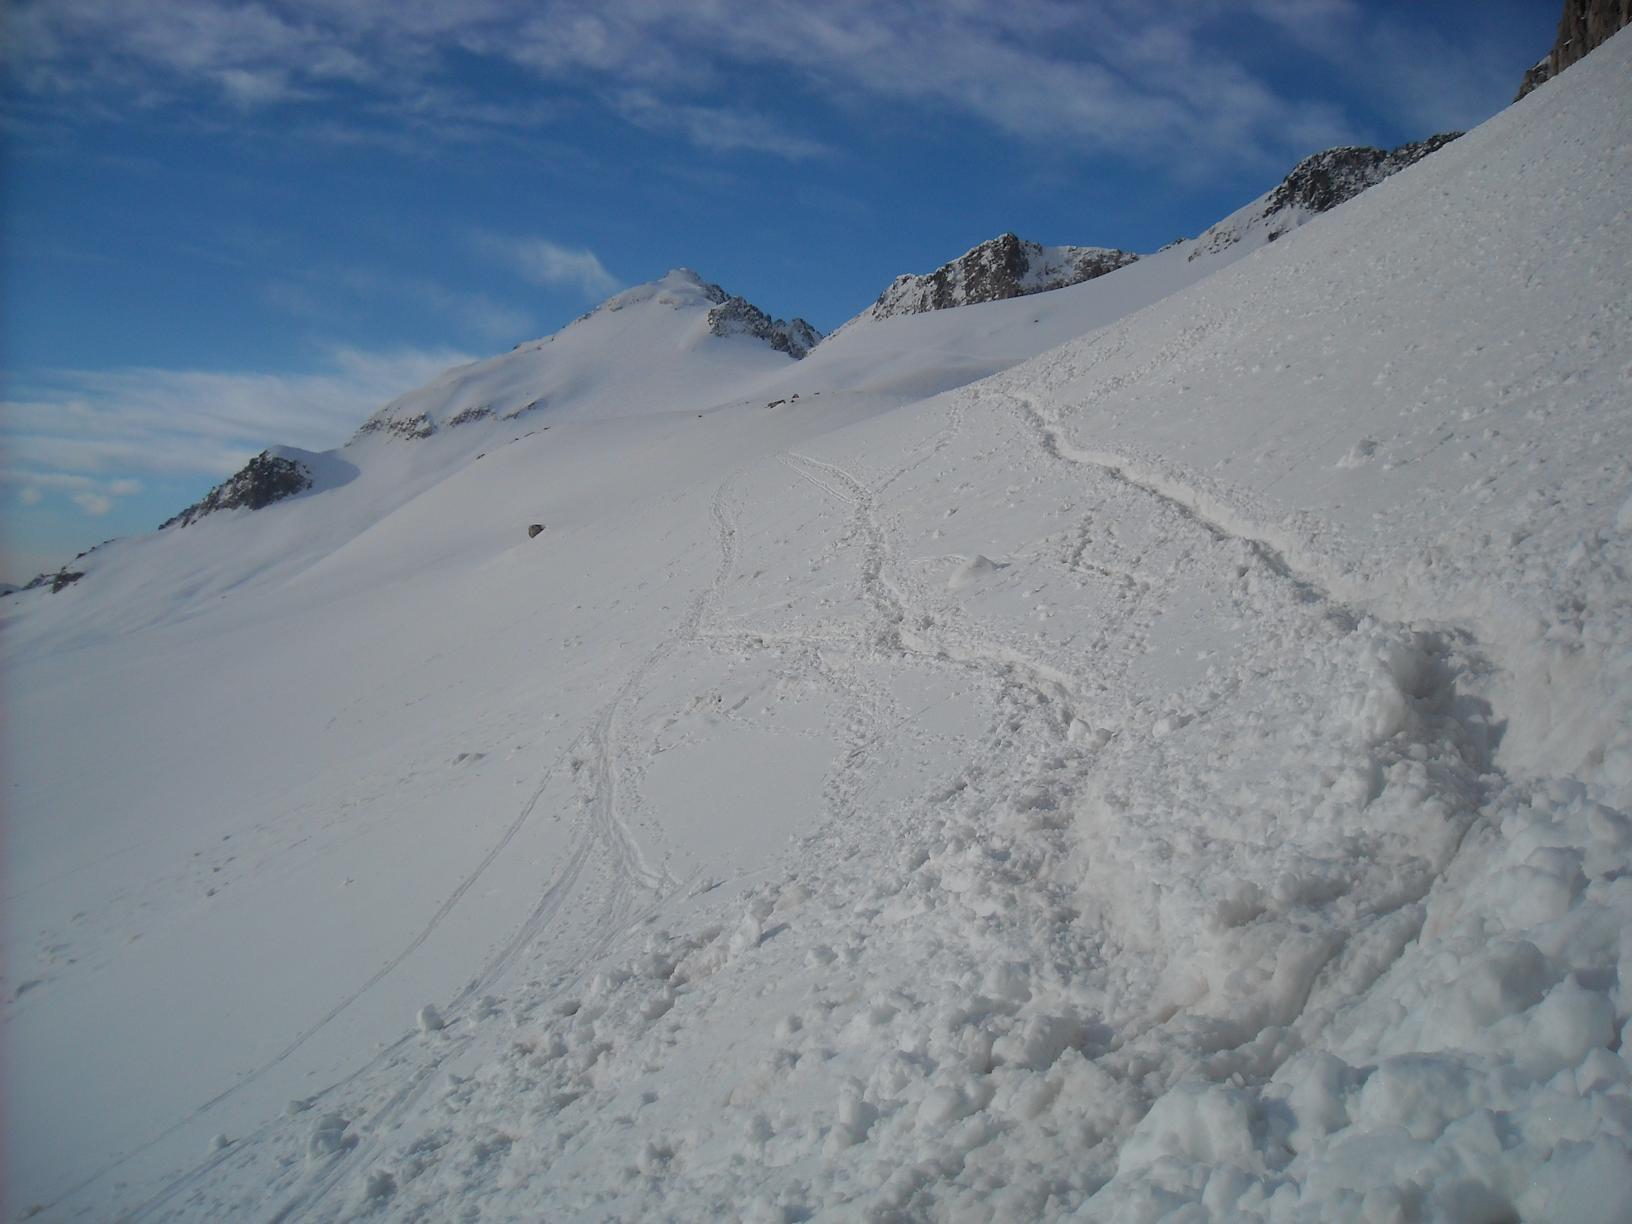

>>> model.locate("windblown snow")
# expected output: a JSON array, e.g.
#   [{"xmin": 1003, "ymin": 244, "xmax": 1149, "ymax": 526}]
[{"xmin": 5, "ymin": 30, "xmax": 1632, "ymax": 1224}]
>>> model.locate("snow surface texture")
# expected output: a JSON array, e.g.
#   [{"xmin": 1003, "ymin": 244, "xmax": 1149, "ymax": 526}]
[{"xmin": 4, "ymin": 30, "xmax": 1632, "ymax": 1223}]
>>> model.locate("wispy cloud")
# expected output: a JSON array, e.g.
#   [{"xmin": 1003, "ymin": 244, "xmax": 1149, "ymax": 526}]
[
  {"xmin": 470, "ymin": 232, "xmax": 622, "ymax": 299},
  {"xmin": 611, "ymin": 90, "xmax": 832, "ymax": 160},
  {"xmin": 7, "ymin": 1, "xmax": 1535, "ymax": 174},
  {"xmin": 264, "ymin": 266, "xmax": 534, "ymax": 344},
  {"xmin": 1, "ymin": 345, "xmax": 473, "ymax": 518}
]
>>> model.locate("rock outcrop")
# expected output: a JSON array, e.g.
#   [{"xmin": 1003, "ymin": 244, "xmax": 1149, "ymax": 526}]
[
  {"xmin": 704, "ymin": 294, "xmax": 822, "ymax": 359},
  {"xmin": 160, "ymin": 450, "xmax": 313, "ymax": 529},
  {"xmin": 354, "ymin": 412, "xmax": 435, "ymax": 441},
  {"xmin": 859, "ymin": 234, "xmax": 1138, "ymax": 324},
  {"xmin": 16, "ymin": 568, "xmax": 85, "ymax": 594},
  {"xmin": 605, "ymin": 270, "xmax": 821, "ymax": 359},
  {"xmin": 1188, "ymin": 134, "xmax": 1462, "ymax": 259},
  {"xmin": 1516, "ymin": 0, "xmax": 1631, "ymax": 99}
]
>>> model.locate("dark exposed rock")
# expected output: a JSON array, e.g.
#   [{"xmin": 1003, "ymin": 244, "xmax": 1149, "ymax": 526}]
[
  {"xmin": 448, "ymin": 406, "xmax": 494, "ymax": 428},
  {"xmin": 17, "ymin": 568, "xmax": 85, "ymax": 594},
  {"xmin": 862, "ymin": 234, "xmax": 1139, "ymax": 323},
  {"xmin": 705, "ymin": 296, "xmax": 822, "ymax": 359},
  {"xmin": 1264, "ymin": 135, "xmax": 1463, "ymax": 218},
  {"xmin": 528, "ymin": 524, "xmax": 544, "ymax": 539},
  {"xmin": 160, "ymin": 451, "xmax": 313, "ymax": 529},
  {"xmin": 502, "ymin": 398, "xmax": 545, "ymax": 421},
  {"xmin": 354, "ymin": 413, "xmax": 436, "ymax": 441},
  {"xmin": 1516, "ymin": 0, "xmax": 1631, "ymax": 99},
  {"xmin": 1189, "ymin": 134, "xmax": 1462, "ymax": 259}
]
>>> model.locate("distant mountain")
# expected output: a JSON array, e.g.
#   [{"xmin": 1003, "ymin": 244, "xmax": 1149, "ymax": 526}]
[
  {"xmin": 1186, "ymin": 134, "xmax": 1462, "ymax": 259},
  {"xmin": 1516, "ymin": 0, "xmax": 1631, "ymax": 98},
  {"xmin": 84, "ymin": 132, "xmax": 1471, "ymax": 548},
  {"xmin": 852, "ymin": 234, "xmax": 1138, "ymax": 325},
  {"xmin": 356, "ymin": 268, "xmax": 819, "ymax": 442},
  {"xmin": 842, "ymin": 134, "xmax": 1462, "ymax": 334}
]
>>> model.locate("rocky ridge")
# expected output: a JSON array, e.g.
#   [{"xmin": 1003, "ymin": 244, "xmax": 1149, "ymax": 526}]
[
  {"xmin": 857, "ymin": 234, "xmax": 1138, "ymax": 324},
  {"xmin": 160, "ymin": 450, "xmax": 313, "ymax": 529},
  {"xmin": 704, "ymin": 294, "xmax": 821, "ymax": 359},
  {"xmin": 1187, "ymin": 133, "xmax": 1462, "ymax": 258},
  {"xmin": 598, "ymin": 270, "xmax": 821, "ymax": 358}
]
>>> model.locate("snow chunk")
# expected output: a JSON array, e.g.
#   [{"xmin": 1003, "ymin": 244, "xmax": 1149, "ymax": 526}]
[{"xmin": 947, "ymin": 554, "xmax": 1004, "ymax": 591}]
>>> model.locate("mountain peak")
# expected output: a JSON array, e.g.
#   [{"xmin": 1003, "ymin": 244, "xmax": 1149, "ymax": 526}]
[
  {"xmin": 351, "ymin": 270, "xmax": 820, "ymax": 444},
  {"xmin": 595, "ymin": 267, "xmax": 731, "ymax": 315}
]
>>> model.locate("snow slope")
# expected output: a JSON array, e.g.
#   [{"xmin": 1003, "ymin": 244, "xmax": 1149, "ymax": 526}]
[{"xmin": 5, "ymin": 30, "xmax": 1632, "ymax": 1223}]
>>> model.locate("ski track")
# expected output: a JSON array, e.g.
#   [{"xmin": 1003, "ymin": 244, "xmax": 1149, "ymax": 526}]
[
  {"xmin": 100, "ymin": 376, "xmax": 1538, "ymax": 1221},
  {"xmin": 247, "ymin": 478, "xmax": 761, "ymax": 1222},
  {"xmin": 112, "ymin": 478, "xmax": 759, "ymax": 1222},
  {"xmin": 989, "ymin": 379, "xmax": 1513, "ymax": 1027},
  {"xmin": 785, "ymin": 380, "xmax": 1511, "ymax": 1114},
  {"xmin": 781, "ymin": 446, "xmax": 1094, "ymax": 747}
]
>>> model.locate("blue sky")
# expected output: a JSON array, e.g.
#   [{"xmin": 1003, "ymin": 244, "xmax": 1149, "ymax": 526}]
[{"xmin": 2, "ymin": 0, "xmax": 1555, "ymax": 582}]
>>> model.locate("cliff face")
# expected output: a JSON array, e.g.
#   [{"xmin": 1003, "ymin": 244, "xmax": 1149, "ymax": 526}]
[{"xmin": 1516, "ymin": 0, "xmax": 1631, "ymax": 98}]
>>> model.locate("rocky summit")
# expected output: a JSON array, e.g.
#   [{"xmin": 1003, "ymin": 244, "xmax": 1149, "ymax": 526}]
[
  {"xmin": 704, "ymin": 292, "xmax": 822, "ymax": 359},
  {"xmin": 160, "ymin": 450, "xmax": 313, "ymax": 529},
  {"xmin": 858, "ymin": 233, "xmax": 1139, "ymax": 324},
  {"xmin": 1188, "ymin": 133, "xmax": 1462, "ymax": 259}
]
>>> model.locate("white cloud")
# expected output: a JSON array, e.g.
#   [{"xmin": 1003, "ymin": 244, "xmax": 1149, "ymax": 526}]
[
  {"xmin": 1, "ymin": 344, "xmax": 474, "ymax": 515},
  {"xmin": 264, "ymin": 266, "xmax": 534, "ymax": 344},
  {"xmin": 6, "ymin": 1, "xmax": 1526, "ymax": 176},
  {"xmin": 611, "ymin": 90, "xmax": 831, "ymax": 160},
  {"xmin": 471, "ymin": 232, "xmax": 622, "ymax": 299}
]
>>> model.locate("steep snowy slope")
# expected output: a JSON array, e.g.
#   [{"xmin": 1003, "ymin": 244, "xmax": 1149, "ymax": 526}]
[
  {"xmin": 5, "ymin": 32, "xmax": 1630, "ymax": 1224},
  {"xmin": 0, "ymin": 227, "xmax": 1252, "ymax": 1221}
]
